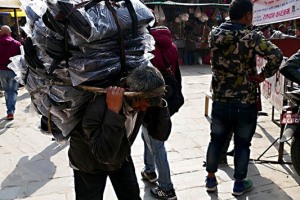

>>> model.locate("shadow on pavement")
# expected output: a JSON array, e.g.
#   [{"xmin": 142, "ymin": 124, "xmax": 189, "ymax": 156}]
[
  {"xmin": 17, "ymin": 92, "xmax": 30, "ymax": 102},
  {"xmin": 253, "ymin": 123, "xmax": 300, "ymax": 183},
  {"xmin": 141, "ymin": 180, "xmax": 157, "ymax": 200},
  {"xmin": 0, "ymin": 118, "xmax": 14, "ymax": 135},
  {"xmin": 180, "ymin": 64, "xmax": 212, "ymax": 76},
  {"xmin": 0, "ymin": 142, "xmax": 67, "ymax": 199},
  {"xmin": 219, "ymin": 162, "xmax": 294, "ymax": 200}
]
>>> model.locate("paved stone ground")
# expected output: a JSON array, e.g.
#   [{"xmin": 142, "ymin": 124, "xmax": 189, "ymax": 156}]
[{"xmin": 0, "ymin": 64, "xmax": 299, "ymax": 200}]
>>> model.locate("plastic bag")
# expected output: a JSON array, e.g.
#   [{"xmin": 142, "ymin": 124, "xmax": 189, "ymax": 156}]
[{"xmin": 15, "ymin": 0, "xmax": 156, "ymax": 137}]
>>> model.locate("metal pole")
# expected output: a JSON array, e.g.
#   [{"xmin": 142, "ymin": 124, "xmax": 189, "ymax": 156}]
[{"xmin": 13, "ymin": 8, "xmax": 20, "ymax": 40}]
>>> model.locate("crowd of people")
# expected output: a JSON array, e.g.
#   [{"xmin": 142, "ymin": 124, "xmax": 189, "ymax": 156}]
[
  {"xmin": 0, "ymin": 0, "xmax": 299, "ymax": 199},
  {"xmin": 258, "ymin": 23, "xmax": 300, "ymax": 39}
]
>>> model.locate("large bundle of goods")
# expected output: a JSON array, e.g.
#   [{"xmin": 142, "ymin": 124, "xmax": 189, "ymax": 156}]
[{"xmin": 10, "ymin": 0, "xmax": 155, "ymax": 143}]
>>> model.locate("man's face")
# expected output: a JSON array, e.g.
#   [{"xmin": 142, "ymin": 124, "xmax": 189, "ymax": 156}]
[
  {"xmin": 263, "ymin": 28, "xmax": 271, "ymax": 39},
  {"xmin": 131, "ymin": 98, "xmax": 152, "ymax": 111}
]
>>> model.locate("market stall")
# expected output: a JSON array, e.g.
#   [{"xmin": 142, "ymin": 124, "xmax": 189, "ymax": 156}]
[{"xmin": 145, "ymin": 1, "xmax": 230, "ymax": 65}]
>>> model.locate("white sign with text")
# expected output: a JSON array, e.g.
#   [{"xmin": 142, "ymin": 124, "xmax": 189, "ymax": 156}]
[
  {"xmin": 253, "ymin": 0, "xmax": 300, "ymax": 26},
  {"xmin": 256, "ymin": 55, "xmax": 285, "ymax": 111}
]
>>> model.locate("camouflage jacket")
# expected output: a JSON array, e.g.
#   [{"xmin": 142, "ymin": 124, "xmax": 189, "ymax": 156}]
[{"xmin": 209, "ymin": 22, "xmax": 283, "ymax": 104}]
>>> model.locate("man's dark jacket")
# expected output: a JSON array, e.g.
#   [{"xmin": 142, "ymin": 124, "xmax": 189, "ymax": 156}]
[{"xmin": 68, "ymin": 94, "xmax": 171, "ymax": 174}]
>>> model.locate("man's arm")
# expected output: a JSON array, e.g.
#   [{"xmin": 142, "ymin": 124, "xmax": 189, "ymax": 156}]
[
  {"xmin": 254, "ymin": 33, "xmax": 283, "ymax": 79},
  {"xmin": 271, "ymin": 31, "xmax": 296, "ymax": 39},
  {"xmin": 82, "ymin": 87, "xmax": 127, "ymax": 163}
]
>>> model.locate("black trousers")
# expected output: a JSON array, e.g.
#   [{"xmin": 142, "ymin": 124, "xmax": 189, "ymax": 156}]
[{"xmin": 74, "ymin": 157, "xmax": 141, "ymax": 200}]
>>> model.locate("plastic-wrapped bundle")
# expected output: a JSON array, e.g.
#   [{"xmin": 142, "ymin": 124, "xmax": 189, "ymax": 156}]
[
  {"xmin": 68, "ymin": 32, "xmax": 154, "ymax": 86},
  {"xmin": 24, "ymin": 0, "xmax": 155, "ymax": 84},
  {"xmin": 57, "ymin": 0, "xmax": 154, "ymax": 45},
  {"xmin": 16, "ymin": 0, "xmax": 156, "ymax": 138},
  {"xmin": 25, "ymin": 69, "xmax": 93, "ymax": 135},
  {"xmin": 21, "ymin": 0, "xmax": 47, "ymax": 28}
]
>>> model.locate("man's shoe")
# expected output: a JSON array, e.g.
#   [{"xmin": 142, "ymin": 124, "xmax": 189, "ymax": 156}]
[
  {"xmin": 0, "ymin": 92, "xmax": 3, "ymax": 97},
  {"xmin": 150, "ymin": 187, "xmax": 177, "ymax": 200},
  {"xmin": 205, "ymin": 176, "xmax": 218, "ymax": 192},
  {"xmin": 141, "ymin": 170, "xmax": 158, "ymax": 183},
  {"xmin": 6, "ymin": 114, "xmax": 14, "ymax": 120},
  {"xmin": 232, "ymin": 179, "xmax": 253, "ymax": 196}
]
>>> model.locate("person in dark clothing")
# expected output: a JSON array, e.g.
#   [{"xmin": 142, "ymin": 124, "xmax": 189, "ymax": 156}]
[
  {"xmin": 205, "ymin": 0, "xmax": 283, "ymax": 196},
  {"xmin": 68, "ymin": 66, "xmax": 171, "ymax": 200},
  {"xmin": 0, "ymin": 25, "xmax": 21, "ymax": 120},
  {"xmin": 280, "ymin": 50, "xmax": 300, "ymax": 83},
  {"xmin": 184, "ymin": 25, "xmax": 197, "ymax": 65}
]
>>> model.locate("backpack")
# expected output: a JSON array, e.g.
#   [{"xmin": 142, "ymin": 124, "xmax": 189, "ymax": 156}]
[{"xmin": 159, "ymin": 48, "xmax": 184, "ymax": 116}]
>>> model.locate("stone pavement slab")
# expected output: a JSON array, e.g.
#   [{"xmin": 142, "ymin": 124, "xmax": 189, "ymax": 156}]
[{"xmin": 0, "ymin": 64, "xmax": 299, "ymax": 200}]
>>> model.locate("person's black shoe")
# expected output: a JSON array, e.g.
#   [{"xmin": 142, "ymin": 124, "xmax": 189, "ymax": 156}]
[
  {"xmin": 150, "ymin": 187, "xmax": 177, "ymax": 200},
  {"xmin": 141, "ymin": 170, "xmax": 158, "ymax": 183}
]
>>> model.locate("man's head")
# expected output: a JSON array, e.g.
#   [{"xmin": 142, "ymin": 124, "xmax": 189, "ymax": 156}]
[
  {"xmin": 0, "ymin": 25, "xmax": 12, "ymax": 36},
  {"xmin": 278, "ymin": 24, "xmax": 287, "ymax": 33},
  {"xmin": 229, "ymin": 0, "xmax": 253, "ymax": 25},
  {"xmin": 260, "ymin": 25, "xmax": 271, "ymax": 38},
  {"xmin": 125, "ymin": 66, "xmax": 165, "ymax": 111}
]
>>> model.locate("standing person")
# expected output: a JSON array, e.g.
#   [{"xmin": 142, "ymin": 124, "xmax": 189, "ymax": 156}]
[
  {"xmin": 184, "ymin": 24, "xmax": 197, "ymax": 65},
  {"xmin": 68, "ymin": 66, "xmax": 171, "ymax": 200},
  {"xmin": 205, "ymin": 0, "xmax": 283, "ymax": 196},
  {"xmin": 141, "ymin": 25, "xmax": 182, "ymax": 200},
  {"xmin": 0, "ymin": 25, "xmax": 21, "ymax": 120},
  {"xmin": 259, "ymin": 25, "xmax": 271, "ymax": 39}
]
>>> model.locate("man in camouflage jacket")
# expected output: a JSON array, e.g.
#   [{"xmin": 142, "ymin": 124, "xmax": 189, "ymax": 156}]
[{"xmin": 205, "ymin": 0, "xmax": 283, "ymax": 196}]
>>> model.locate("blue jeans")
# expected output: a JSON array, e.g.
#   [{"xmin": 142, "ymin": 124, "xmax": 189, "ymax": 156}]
[
  {"xmin": 0, "ymin": 70, "xmax": 19, "ymax": 115},
  {"xmin": 142, "ymin": 126, "xmax": 173, "ymax": 191},
  {"xmin": 206, "ymin": 101, "xmax": 257, "ymax": 180}
]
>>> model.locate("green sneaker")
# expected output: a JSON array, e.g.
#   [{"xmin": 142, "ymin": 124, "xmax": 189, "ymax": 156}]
[{"xmin": 232, "ymin": 179, "xmax": 253, "ymax": 196}]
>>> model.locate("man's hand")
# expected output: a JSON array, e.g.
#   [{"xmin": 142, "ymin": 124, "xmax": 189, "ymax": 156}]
[
  {"xmin": 247, "ymin": 72, "xmax": 265, "ymax": 84},
  {"xmin": 106, "ymin": 86, "xmax": 125, "ymax": 113}
]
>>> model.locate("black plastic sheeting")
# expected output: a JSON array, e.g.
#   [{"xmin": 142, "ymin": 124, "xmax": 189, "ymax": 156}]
[{"xmin": 9, "ymin": 0, "xmax": 156, "ymax": 139}]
